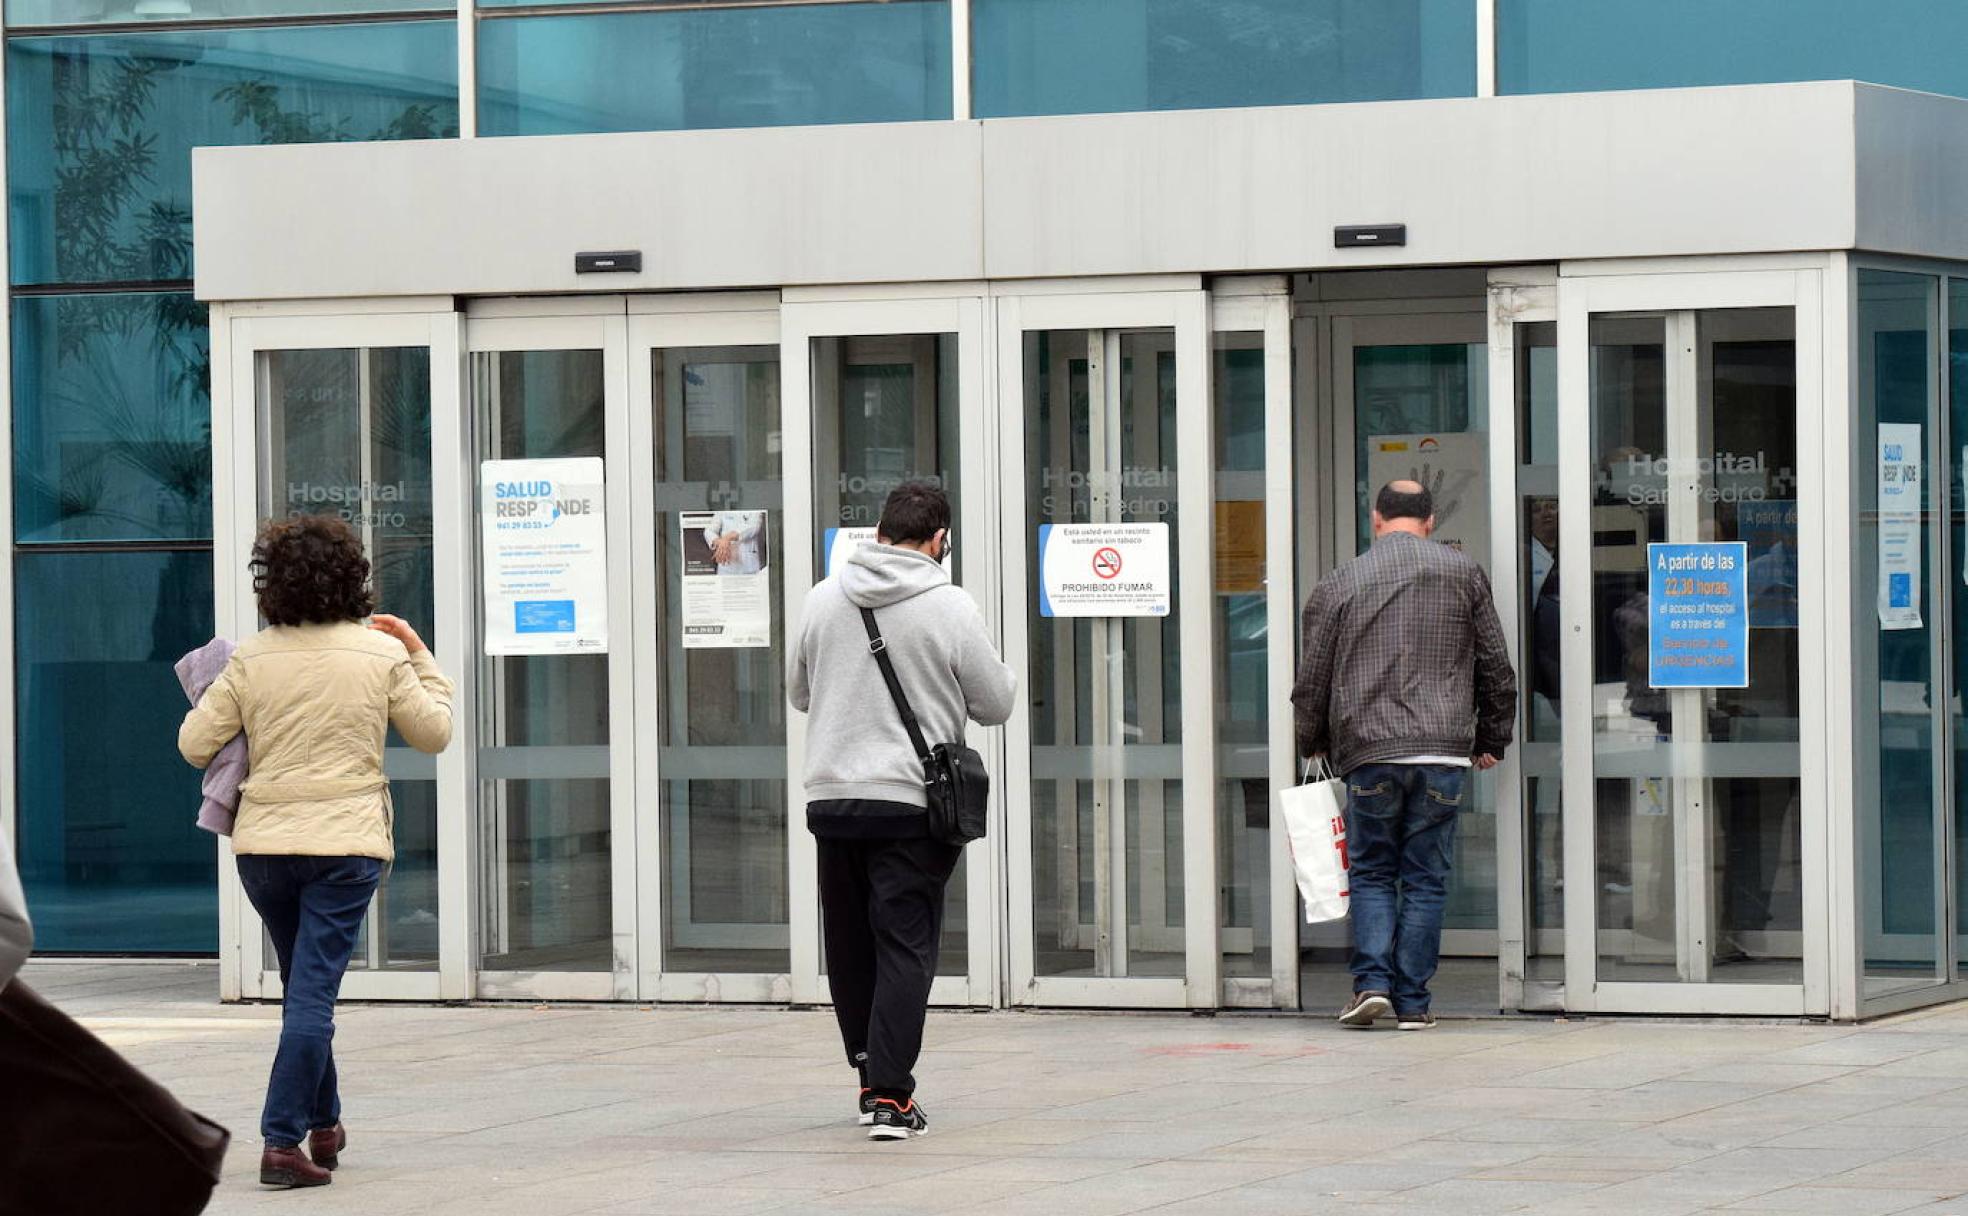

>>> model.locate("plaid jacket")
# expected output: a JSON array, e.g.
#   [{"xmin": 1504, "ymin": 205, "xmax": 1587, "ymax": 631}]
[{"xmin": 1291, "ymin": 531, "xmax": 1518, "ymax": 775}]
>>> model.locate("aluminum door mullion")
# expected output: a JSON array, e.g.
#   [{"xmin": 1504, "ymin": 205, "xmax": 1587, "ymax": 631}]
[
  {"xmin": 601, "ymin": 314, "xmax": 640, "ymax": 1002},
  {"xmin": 1667, "ymin": 310, "xmax": 1713, "ymax": 985},
  {"xmin": 783, "ymin": 310, "xmax": 823, "ymax": 1007},
  {"xmin": 430, "ymin": 312, "xmax": 473, "ymax": 1002},
  {"xmin": 1261, "ymin": 292, "xmax": 1301, "ymax": 1009},
  {"xmin": 1175, "ymin": 291, "xmax": 1221, "ymax": 1008},
  {"xmin": 1086, "ymin": 329, "xmax": 1118, "ymax": 978},
  {"xmin": 999, "ymin": 296, "xmax": 1041, "ymax": 1004},
  {"xmin": 625, "ymin": 318, "xmax": 663, "ymax": 999},
  {"xmin": 1556, "ymin": 280, "xmax": 1600, "ymax": 1012},
  {"xmin": 955, "ymin": 295, "xmax": 1001, "ymax": 1007},
  {"xmin": 1484, "ymin": 283, "xmax": 1529, "ymax": 1012}
]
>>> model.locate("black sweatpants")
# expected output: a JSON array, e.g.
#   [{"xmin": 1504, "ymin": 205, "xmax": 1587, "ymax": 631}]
[{"xmin": 815, "ymin": 834, "xmax": 962, "ymax": 1097}]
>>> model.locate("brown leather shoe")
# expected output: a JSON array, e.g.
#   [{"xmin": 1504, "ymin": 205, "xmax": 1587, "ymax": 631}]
[
  {"xmin": 260, "ymin": 1144, "xmax": 332, "ymax": 1188},
  {"xmin": 308, "ymin": 1123, "xmax": 347, "ymax": 1171}
]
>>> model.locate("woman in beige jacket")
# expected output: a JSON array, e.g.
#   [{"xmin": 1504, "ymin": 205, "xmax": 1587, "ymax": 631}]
[{"xmin": 180, "ymin": 515, "xmax": 453, "ymax": 1190}]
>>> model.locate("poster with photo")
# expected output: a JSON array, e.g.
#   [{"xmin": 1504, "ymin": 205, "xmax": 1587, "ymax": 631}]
[{"xmin": 680, "ymin": 509, "xmax": 772, "ymax": 648}]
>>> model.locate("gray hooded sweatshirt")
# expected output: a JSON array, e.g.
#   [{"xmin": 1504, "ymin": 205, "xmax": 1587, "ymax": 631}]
[
  {"xmin": 0, "ymin": 829, "xmax": 30, "ymax": 992},
  {"xmin": 789, "ymin": 541, "xmax": 1017, "ymax": 836}
]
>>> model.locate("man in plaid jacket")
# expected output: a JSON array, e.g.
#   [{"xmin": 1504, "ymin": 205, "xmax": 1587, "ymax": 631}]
[{"xmin": 1292, "ymin": 479, "xmax": 1517, "ymax": 1030}]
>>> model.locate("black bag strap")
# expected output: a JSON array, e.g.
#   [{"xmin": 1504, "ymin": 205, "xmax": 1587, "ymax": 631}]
[{"xmin": 860, "ymin": 607, "xmax": 933, "ymax": 764}]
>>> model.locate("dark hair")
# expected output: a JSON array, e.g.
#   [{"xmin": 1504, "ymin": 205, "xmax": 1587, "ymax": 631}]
[
  {"xmin": 251, "ymin": 514, "xmax": 375, "ymax": 626},
  {"xmin": 1375, "ymin": 480, "xmax": 1434, "ymax": 523},
  {"xmin": 877, "ymin": 479, "xmax": 951, "ymax": 545}
]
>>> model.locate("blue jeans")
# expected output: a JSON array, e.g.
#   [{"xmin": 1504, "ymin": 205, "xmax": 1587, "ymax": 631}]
[
  {"xmin": 237, "ymin": 854, "xmax": 382, "ymax": 1147},
  {"xmin": 1344, "ymin": 764, "xmax": 1465, "ymax": 1015}
]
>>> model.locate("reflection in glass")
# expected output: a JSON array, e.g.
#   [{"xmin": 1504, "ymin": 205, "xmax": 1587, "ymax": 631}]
[
  {"xmin": 7, "ymin": 21, "xmax": 459, "ymax": 286},
  {"xmin": 1857, "ymin": 270, "xmax": 1943, "ymax": 995},
  {"xmin": 973, "ymin": 0, "xmax": 1477, "ymax": 118},
  {"xmin": 13, "ymin": 292, "xmax": 211, "ymax": 543},
  {"xmin": 478, "ymin": 3, "xmax": 951, "ymax": 136},
  {"xmin": 7, "ymin": 0, "xmax": 450, "ymax": 25},
  {"xmin": 1498, "ymin": 0, "xmax": 1968, "ymax": 99},
  {"xmin": 1213, "ymin": 333, "xmax": 1268, "ymax": 980},
  {"xmin": 812, "ymin": 334, "xmax": 966, "ymax": 976},
  {"xmin": 1026, "ymin": 328, "xmax": 1183, "ymax": 978},
  {"xmin": 1351, "ymin": 340, "xmax": 1496, "ymax": 934},
  {"xmin": 1588, "ymin": 309, "xmax": 1802, "ymax": 985},
  {"xmin": 1514, "ymin": 322, "xmax": 1563, "ymax": 980},
  {"xmin": 475, "ymin": 350, "xmax": 612, "ymax": 972},
  {"xmin": 654, "ymin": 346, "xmax": 789, "ymax": 975},
  {"xmin": 15, "ymin": 550, "xmax": 215, "ymax": 952},
  {"xmin": 260, "ymin": 346, "xmax": 436, "ymax": 970}
]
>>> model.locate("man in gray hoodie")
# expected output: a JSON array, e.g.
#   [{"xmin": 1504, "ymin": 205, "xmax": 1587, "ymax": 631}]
[{"xmin": 789, "ymin": 480, "xmax": 1016, "ymax": 1141}]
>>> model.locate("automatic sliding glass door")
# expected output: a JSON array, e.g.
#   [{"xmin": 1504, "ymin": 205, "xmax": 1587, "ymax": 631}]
[
  {"xmin": 1000, "ymin": 289, "xmax": 1217, "ymax": 1008},
  {"xmin": 1557, "ymin": 270, "xmax": 1826, "ymax": 1016}
]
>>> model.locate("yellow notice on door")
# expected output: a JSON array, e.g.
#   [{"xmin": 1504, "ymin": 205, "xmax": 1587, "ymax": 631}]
[{"xmin": 1214, "ymin": 500, "xmax": 1266, "ymax": 594}]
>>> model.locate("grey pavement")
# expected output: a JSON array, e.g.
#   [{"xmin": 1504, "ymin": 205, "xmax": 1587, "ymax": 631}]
[{"xmin": 21, "ymin": 961, "xmax": 1968, "ymax": 1215}]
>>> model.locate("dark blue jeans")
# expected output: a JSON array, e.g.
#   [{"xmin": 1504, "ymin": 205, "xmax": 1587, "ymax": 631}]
[
  {"xmin": 1344, "ymin": 764, "xmax": 1465, "ymax": 1015},
  {"xmin": 237, "ymin": 854, "xmax": 382, "ymax": 1147}
]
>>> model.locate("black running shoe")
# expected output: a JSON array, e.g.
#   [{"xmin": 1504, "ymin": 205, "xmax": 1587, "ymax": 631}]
[
  {"xmin": 858, "ymin": 1087, "xmax": 877, "ymax": 1126},
  {"xmin": 867, "ymin": 1097, "xmax": 928, "ymax": 1141}
]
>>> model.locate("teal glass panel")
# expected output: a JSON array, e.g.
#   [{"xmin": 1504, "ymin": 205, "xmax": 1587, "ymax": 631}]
[
  {"xmin": 1856, "ymin": 269, "xmax": 1943, "ymax": 994},
  {"xmin": 13, "ymin": 291, "xmax": 209, "ymax": 543},
  {"xmin": 6, "ymin": 20, "xmax": 459, "ymax": 286},
  {"xmin": 478, "ymin": 2, "xmax": 951, "ymax": 136},
  {"xmin": 15, "ymin": 548, "xmax": 216, "ymax": 953},
  {"xmin": 8, "ymin": 0, "xmax": 448, "ymax": 29},
  {"xmin": 973, "ymin": 0, "xmax": 1476, "ymax": 119},
  {"xmin": 1499, "ymin": 0, "xmax": 1968, "ymax": 98}
]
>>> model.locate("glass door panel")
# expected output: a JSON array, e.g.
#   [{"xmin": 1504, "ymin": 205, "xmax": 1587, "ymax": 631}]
[
  {"xmin": 257, "ymin": 345, "xmax": 438, "ymax": 973},
  {"xmin": 651, "ymin": 342, "xmax": 789, "ymax": 976},
  {"xmin": 1335, "ymin": 316, "xmax": 1498, "ymax": 946},
  {"xmin": 1515, "ymin": 321, "xmax": 1565, "ymax": 983},
  {"xmin": 1025, "ymin": 327, "xmax": 1184, "ymax": 981},
  {"xmin": 810, "ymin": 333, "xmax": 968, "ymax": 977},
  {"xmin": 468, "ymin": 318, "xmax": 631, "ymax": 995},
  {"xmin": 1559, "ymin": 270, "xmax": 1818, "ymax": 1016}
]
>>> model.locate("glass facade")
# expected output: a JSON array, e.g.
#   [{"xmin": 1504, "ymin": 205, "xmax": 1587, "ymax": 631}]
[
  {"xmin": 1499, "ymin": 0, "xmax": 1968, "ymax": 99},
  {"xmin": 7, "ymin": 21, "xmax": 459, "ymax": 286},
  {"xmin": 973, "ymin": 0, "xmax": 1476, "ymax": 119},
  {"xmin": 12, "ymin": 291, "xmax": 209, "ymax": 543},
  {"xmin": 5, "ymin": 13, "xmax": 458, "ymax": 954},
  {"xmin": 478, "ymin": 2, "xmax": 951, "ymax": 137},
  {"xmin": 15, "ymin": 549, "xmax": 214, "ymax": 952}
]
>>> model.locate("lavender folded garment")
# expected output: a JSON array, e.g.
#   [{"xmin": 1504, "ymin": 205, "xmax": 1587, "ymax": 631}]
[{"xmin": 174, "ymin": 638, "xmax": 245, "ymax": 836}]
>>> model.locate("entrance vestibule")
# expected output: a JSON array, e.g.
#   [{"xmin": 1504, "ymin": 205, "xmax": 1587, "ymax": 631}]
[{"xmin": 210, "ymin": 261, "xmax": 1840, "ymax": 1019}]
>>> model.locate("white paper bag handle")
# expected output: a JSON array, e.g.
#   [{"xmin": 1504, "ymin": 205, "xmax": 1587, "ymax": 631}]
[{"xmin": 1301, "ymin": 756, "xmax": 1335, "ymax": 785}]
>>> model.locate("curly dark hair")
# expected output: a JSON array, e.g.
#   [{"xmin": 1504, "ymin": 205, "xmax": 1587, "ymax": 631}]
[{"xmin": 252, "ymin": 514, "xmax": 375, "ymax": 626}]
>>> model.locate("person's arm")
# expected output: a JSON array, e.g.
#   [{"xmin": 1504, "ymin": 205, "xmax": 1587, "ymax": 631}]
[
  {"xmin": 0, "ymin": 826, "xmax": 32, "ymax": 991},
  {"xmin": 178, "ymin": 655, "xmax": 245, "ymax": 769},
  {"xmin": 1470, "ymin": 567, "xmax": 1519, "ymax": 763},
  {"xmin": 953, "ymin": 598, "xmax": 1018, "ymax": 727},
  {"xmin": 374, "ymin": 614, "xmax": 453, "ymax": 754},
  {"xmin": 1290, "ymin": 579, "xmax": 1339, "ymax": 759}
]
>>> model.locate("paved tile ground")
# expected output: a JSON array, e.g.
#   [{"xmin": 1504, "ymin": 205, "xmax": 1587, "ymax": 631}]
[{"xmin": 22, "ymin": 961, "xmax": 1968, "ymax": 1215}]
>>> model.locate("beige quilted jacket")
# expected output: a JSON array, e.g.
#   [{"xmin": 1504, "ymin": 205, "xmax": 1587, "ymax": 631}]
[{"xmin": 178, "ymin": 622, "xmax": 454, "ymax": 861}]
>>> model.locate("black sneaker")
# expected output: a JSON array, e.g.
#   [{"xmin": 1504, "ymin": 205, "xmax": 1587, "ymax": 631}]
[
  {"xmin": 867, "ymin": 1097, "xmax": 928, "ymax": 1141},
  {"xmin": 858, "ymin": 1087, "xmax": 877, "ymax": 1126},
  {"xmin": 1338, "ymin": 990, "xmax": 1392, "ymax": 1028}
]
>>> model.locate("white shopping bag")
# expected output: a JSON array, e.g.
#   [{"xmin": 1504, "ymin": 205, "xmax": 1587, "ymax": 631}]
[{"xmin": 1278, "ymin": 760, "xmax": 1350, "ymax": 924}]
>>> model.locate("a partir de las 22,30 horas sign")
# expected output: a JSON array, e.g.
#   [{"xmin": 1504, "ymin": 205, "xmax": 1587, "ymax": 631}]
[
  {"xmin": 1647, "ymin": 542, "xmax": 1749, "ymax": 690},
  {"xmin": 1038, "ymin": 523, "xmax": 1171, "ymax": 617},
  {"xmin": 481, "ymin": 458, "xmax": 608, "ymax": 656}
]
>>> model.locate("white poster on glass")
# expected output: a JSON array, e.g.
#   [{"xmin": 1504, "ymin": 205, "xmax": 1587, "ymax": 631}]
[
  {"xmin": 680, "ymin": 510, "xmax": 772, "ymax": 648},
  {"xmin": 1038, "ymin": 523, "xmax": 1171, "ymax": 617},
  {"xmin": 1878, "ymin": 423, "xmax": 1922, "ymax": 631},
  {"xmin": 481, "ymin": 457, "xmax": 608, "ymax": 656},
  {"xmin": 1364, "ymin": 432, "xmax": 1490, "ymax": 571}
]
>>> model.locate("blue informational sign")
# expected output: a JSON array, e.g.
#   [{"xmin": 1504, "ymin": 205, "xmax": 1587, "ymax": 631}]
[
  {"xmin": 1647, "ymin": 542, "xmax": 1750, "ymax": 689},
  {"xmin": 515, "ymin": 600, "xmax": 576, "ymax": 634}
]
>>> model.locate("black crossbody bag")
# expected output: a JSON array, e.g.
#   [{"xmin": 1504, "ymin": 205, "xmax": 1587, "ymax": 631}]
[{"xmin": 860, "ymin": 607, "xmax": 990, "ymax": 846}]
